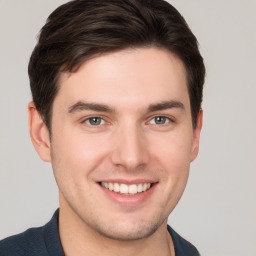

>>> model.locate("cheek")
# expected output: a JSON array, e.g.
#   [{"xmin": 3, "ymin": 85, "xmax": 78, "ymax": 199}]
[
  {"xmin": 49, "ymin": 130, "xmax": 108, "ymax": 201},
  {"xmin": 151, "ymin": 129, "xmax": 193, "ymax": 171},
  {"xmin": 50, "ymin": 128, "xmax": 110, "ymax": 177},
  {"xmin": 150, "ymin": 129, "xmax": 193, "ymax": 201}
]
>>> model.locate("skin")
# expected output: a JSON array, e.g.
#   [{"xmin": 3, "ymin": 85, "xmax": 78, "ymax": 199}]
[{"xmin": 28, "ymin": 47, "xmax": 202, "ymax": 256}]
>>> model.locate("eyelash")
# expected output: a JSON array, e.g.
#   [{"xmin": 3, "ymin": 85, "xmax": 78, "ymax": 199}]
[
  {"xmin": 148, "ymin": 116, "xmax": 172, "ymax": 125},
  {"xmin": 83, "ymin": 116, "xmax": 106, "ymax": 126},
  {"xmin": 82, "ymin": 115, "xmax": 174, "ymax": 127}
]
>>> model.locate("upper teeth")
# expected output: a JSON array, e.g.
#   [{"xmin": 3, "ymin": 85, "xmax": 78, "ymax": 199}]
[{"xmin": 101, "ymin": 182, "xmax": 151, "ymax": 195}]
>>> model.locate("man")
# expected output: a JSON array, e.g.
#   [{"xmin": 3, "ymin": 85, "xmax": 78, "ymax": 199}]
[{"xmin": 0, "ymin": 0, "xmax": 205, "ymax": 255}]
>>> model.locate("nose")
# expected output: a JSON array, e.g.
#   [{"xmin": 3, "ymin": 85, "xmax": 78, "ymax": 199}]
[{"xmin": 110, "ymin": 124, "xmax": 150, "ymax": 170}]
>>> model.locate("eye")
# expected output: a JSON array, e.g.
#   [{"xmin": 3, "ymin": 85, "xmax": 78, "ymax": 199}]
[
  {"xmin": 84, "ymin": 117, "xmax": 105, "ymax": 126},
  {"xmin": 149, "ymin": 116, "xmax": 171, "ymax": 125}
]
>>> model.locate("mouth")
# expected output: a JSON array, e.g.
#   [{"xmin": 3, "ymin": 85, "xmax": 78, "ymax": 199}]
[
  {"xmin": 100, "ymin": 182, "xmax": 152, "ymax": 195},
  {"xmin": 98, "ymin": 180, "xmax": 157, "ymax": 206}
]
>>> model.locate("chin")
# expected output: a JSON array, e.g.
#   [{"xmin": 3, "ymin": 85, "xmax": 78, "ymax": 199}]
[{"xmin": 89, "ymin": 216, "xmax": 165, "ymax": 241}]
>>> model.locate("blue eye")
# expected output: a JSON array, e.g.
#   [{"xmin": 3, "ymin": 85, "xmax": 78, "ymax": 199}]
[
  {"xmin": 85, "ymin": 117, "xmax": 105, "ymax": 126},
  {"xmin": 149, "ymin": 116, "xmax": 170, "ymax": 125}
]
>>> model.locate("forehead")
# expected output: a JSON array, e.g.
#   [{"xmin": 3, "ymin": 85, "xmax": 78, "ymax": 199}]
[{"xmin": 56, "ymin": 47, "xmax": 189, "ymax": 110}]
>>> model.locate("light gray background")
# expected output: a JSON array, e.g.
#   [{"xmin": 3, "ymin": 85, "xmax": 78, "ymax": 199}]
[{"xmin": 0, "ymin": 1, "xmax": 255, "ymax": 255}]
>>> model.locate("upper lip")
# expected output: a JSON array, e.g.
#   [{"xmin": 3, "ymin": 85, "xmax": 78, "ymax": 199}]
[{"xmin": 97, "ymin": 179, "xmax": 158, "ymax": 185}]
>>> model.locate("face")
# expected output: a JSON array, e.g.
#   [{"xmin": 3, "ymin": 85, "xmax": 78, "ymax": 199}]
[{"xmin": 30, "ymin": 47, "xmax": 202, "ymax": 241}]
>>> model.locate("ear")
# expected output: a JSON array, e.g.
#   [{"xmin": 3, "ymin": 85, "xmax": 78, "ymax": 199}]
[
  {"xmin": 190, "ymin": 109, "xmax": 203, "ymax": 162},
  {"xmin": 28, "ymin": 102, "xmax": 51, "ymax": 162}
]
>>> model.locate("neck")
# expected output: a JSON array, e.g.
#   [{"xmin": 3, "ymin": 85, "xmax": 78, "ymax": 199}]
[{"xmin": 58, "ymin": 196, "xmax": 174, "ymax": 256}]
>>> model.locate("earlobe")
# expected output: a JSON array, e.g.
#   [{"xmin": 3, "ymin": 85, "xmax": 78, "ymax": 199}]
[
  {"xmin": 190, "ymin": 109, "xmax": 203, "ymax": 162},
  {"xmin": 28, "ymin": 102, "xmax": 51, "ymax": 162}
]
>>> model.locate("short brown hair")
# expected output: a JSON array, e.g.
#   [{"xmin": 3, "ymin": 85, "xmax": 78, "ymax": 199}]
[{"xmin": 28, "ymin": 0, "xmax": 205, "ymax": 129}]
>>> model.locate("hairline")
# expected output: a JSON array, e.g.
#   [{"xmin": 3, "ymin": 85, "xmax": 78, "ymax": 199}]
[{"xmin": 43, "ymin": 45, "xmax": 195, "ymax": 133}]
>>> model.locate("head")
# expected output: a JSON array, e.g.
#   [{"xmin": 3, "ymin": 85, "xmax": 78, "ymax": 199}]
[
  {"xmin": 28, "ymin": 0, "xmax": 205, "ymax": 242},
  {"xmin": 29, "ymin": 0, "xmax": 205, "ymax": 131}
]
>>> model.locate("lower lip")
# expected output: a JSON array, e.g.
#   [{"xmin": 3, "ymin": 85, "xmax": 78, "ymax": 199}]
[{"xmin": 98, "ymin": 183, "xmax": 157, "ymax": 206}]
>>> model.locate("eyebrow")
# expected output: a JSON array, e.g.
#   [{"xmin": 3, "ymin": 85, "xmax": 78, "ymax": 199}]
[
  {"xmin": 147, "ymin": 100, "xmax": 185, "ymax": 112},
  {"xmin": 68, "ymin": 101, "xmax": 115, "ymax": 114},
  {"xmin": 68, "ymin": 100, "xmax": 185, "ymax": 114}
]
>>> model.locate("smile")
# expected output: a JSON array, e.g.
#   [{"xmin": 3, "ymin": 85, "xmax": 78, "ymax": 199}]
[{"xmin": 100, "ymin": 182, "xmax": 152, "ymax": 195}]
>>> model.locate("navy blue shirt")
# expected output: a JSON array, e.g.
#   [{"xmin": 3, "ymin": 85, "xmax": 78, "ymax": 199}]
[{"xmin": 0, "ymin": 209, "xmax": 200, "ymax": 256}]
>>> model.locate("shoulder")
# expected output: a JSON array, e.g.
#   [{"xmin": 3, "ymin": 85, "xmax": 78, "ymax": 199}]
[
  {"xmin": 0, "ymin": 209, "xmax": 63, "ymax": 256},
  {"xmin": 167, "ymin": 225, "xmax": 200, "ymax": 256},
  {"xmin": 0, "ymin": 227, "xmax": 47, "ymax": 256}
]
